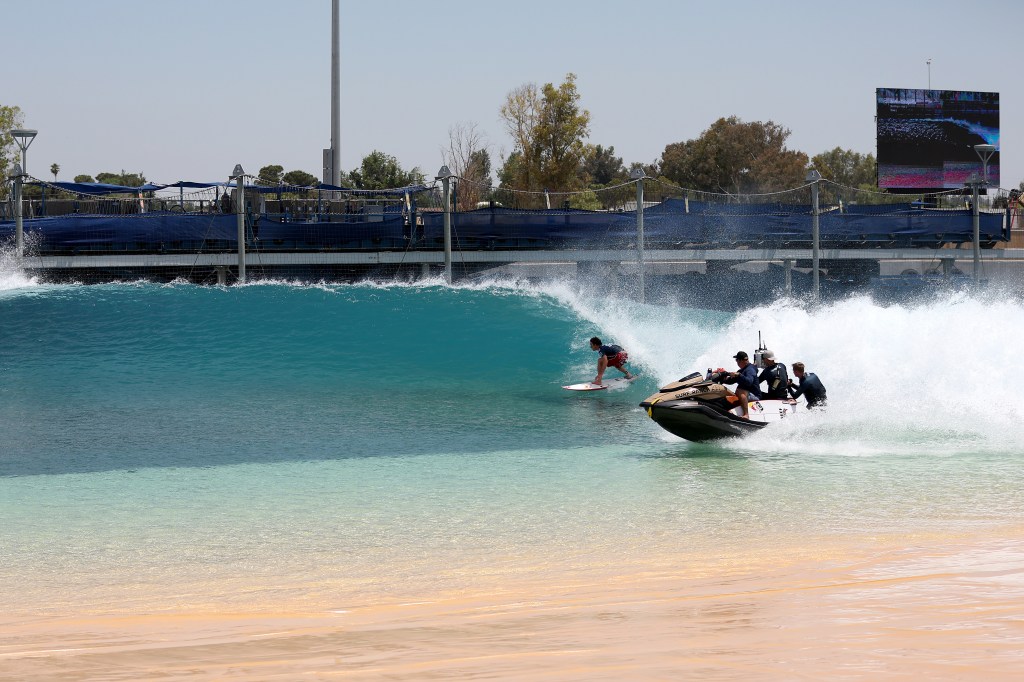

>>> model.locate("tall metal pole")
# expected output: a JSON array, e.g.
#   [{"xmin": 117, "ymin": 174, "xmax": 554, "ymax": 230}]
[
  {"xmin": 812, "ymin": 187, "xmax": 820, "ymax": 300},
  {"xmin": 330, "ymin": 0, "xmax": 341, "ymax": 187},
  {"xmin": 972, "ymin": 181, "xmax": 980, "ymax": 286},
  {"xmin": 443, "ymin": 175, "xmax": 452, "ymax": 284},
  {"xmin": 810, "ymin": 173, "xmax": 821, "ymax": 301},
  {"xmin": 232, "ymin": 164, "xmax": 246, "ymax": 284},
  {"xmin": 635, "ymin": 175, "xmax": 646, "ymax": 303},
  {"xmin": 13, "ymin": 163, "xmax": 23, "ymax": 257}
]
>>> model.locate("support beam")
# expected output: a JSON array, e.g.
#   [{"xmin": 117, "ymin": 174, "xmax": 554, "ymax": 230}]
[
  {"xmin": 13, "ymin": 163, "xmax": 24, "ymax": 257},
  {"xmin": 436, "ymin": 166, "xmax": 455, "ymax": 284},
  {"xmin": 630, "ymin": 168, "xmax": 647, "ymax": 303},
  {"xmin": 807, "ymin": 169, "xmax": 822, "ymax": 301},
  {"xmin": 231, "ymin": 164, "xmax": 246, "ymax": 283}
]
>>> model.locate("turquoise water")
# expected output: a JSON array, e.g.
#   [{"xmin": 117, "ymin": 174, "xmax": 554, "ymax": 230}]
[{"xmin": 3, "ymin": 275, "xmax": 1024, "ymax": 613}]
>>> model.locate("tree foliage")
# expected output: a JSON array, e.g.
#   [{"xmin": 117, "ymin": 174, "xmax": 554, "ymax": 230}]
[
  {"xmin": 582, "ymin": 144, "xmax": 626, "ymax": 186},
  {"xmin": 50, "ymin": 163, "xmax": 60, "ymax": 182},
  {"xmin": 660, "ymin": 116, "xmax": 808, "ymax": 194},
  {"xmin": 0, "ymin": 104, "xmax": 24, "ymax": 200},
  {"xmin": 74, "ymin": 174, "xmax": 94, "ymax": 183},
  {"xmin": 348, "ymin": 150, "xmax": 424, "ymax": 190},
  {"xmin": 282, "ymin": 169, "xmax": 317, "ymax": 188},
  {"xmin": 498, "ymin": 73, "xmax": 591, "ymax": 204},
  {"xmin": 810, "ymin": 147, "xmax": 876, "ymax": 189},
  {"xmin": 95, "ymin": 170, "xmax": 146, "ymax": 187},
  {"xmin": 258, "ymin": 164, "xmax": 284, "ymax": 185}
]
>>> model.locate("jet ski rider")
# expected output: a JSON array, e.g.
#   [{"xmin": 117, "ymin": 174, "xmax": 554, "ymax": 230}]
[
  {"xmin": 721, "ymin": 350, "xmax": 761, "ymax": 419},
  {"xmin": 787, "ymin": 362, "xmax": 827, "ymax": 408},
  {"xmin": 757, "ymin": 350, "xmax": 790, "ymax": 400},
  {"xmin": 589, "ymin": 337, "xmax": 635, "ymax": 386}
]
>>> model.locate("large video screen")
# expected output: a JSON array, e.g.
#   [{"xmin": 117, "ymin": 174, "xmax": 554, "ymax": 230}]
[{"xmin": 876, "ymin": 88, "xmax": 999, "ymax": 190}]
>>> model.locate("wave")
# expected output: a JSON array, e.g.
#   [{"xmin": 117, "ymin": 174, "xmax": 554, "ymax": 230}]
[{"xmin": 3, "ymin": 273, "xmax": 1022, "ymax": 462}]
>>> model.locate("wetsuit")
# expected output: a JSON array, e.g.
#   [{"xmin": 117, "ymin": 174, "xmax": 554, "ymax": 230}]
[
  {"xmin": 758, "ymin": 363, "xmax": 790, "ymax": 400},
  {"xmin": 725, "ymin": 364, "xmax": 761, "ymax": 399},
  {"xmin": 788, "ymin": 372, "xmax": 827, "ymax": 408}
]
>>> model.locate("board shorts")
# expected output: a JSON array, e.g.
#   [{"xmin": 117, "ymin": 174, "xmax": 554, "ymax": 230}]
[{"xmin": 607, "ymin": 351, "xmax": 628, "ymax": 369}]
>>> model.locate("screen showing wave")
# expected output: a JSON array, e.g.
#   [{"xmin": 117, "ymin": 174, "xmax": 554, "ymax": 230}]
[{"xmin": 876, "ymin": 87, "xmax": 999, "ymax": 190}]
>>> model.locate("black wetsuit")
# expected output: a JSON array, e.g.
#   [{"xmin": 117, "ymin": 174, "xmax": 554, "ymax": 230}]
[
  {"xmin": 788, "ymin": 372, "xmax": 827, "ymax": 408},
  {"xmin": 758, "ymin": 363, "xmax": 790, "ymax": 400}
]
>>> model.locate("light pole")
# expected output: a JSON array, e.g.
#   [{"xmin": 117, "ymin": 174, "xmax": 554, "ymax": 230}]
[
  {"xmin": 629, "ymin": 168, "xmax": 647, "ymax": 303},
  {"xmin": 974, "ymin": 143, "xmax": 996, "ymax": 186},
  {"xmin": 435, "ymin": 165, "xmax": 455, "ymax": 284},
  {"xmin": 926, "ymin": 58, "xmax": 932, "ymax": 89},
  {"xmin": 969, "ymin": 144, "xmax": 997, "ymax": 287},
  {"xmin": 11, "ymin": 129, "xmax": 37, "ymax": 176},
  {"xmin": 806, "ymin": 168, "xmax": 822, "ymax": 301},
  {"xmin": 12, "ymin": 162, "xmax": 24, "ymax": 257},
  {"xmin": 229, "ymin": 164, "xmax": 246, "ymax": 283}
]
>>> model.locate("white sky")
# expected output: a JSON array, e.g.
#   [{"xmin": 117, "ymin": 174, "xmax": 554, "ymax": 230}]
[{"xmin": 7, "ymin": 0, "xmax": 1020, "ymax": 188}]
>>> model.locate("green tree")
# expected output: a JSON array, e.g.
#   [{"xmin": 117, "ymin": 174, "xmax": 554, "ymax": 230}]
[
  {"xmin": 258, "ymin": 164, "xmax": 284, "ymax": 185},
  {"xmin": 95, "ymin": 170, "xmax": 146, "ymax": 187},
  {"xmin": 498, "ymin": 73, "xmax": 591, "ymax": 204},
  {"xmin": 660, "ymin": 116, "xmax": 808, "ymax": 194},
  {"xmin": 568, "ymin": 189, "xmax": 602, "ymax": 210},
  {"xmin": 50, "ymin": 163, "xmax": 60, "ymax": 182},
  {"xmin": 582, "ymin": 144, "xmax": 625, "ymax": 186},
  {"xmin": 0, "ymin": 104, "xmax": 24, "ymax": 200},
  {"xmin": 74, "ymin": 174, "xmax": 95, "ymax": 183},
  {"xmin": 811, "ymin": 147, "xmax": 876, "ymax": 189},
  {"xmin": 282, "ymin": 169, "xmax": 318, "ymax": 188},
  {"xmin": 348, "ymin": 151, "xmax": 424, "ymax": 190}
]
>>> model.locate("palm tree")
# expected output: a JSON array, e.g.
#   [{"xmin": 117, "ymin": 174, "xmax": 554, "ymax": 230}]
[{"xmin": 50, "ymin": 163, "xmax": 60, "ymax": 182}]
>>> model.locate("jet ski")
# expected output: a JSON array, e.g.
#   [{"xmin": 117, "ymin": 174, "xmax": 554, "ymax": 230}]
[{"xmin": 639, "ymin": 369, "xmax": 801, "ymax": 442}]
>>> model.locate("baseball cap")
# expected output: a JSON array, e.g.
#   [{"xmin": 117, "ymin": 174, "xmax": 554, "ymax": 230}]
[
  {"xmin": 762, "ymin": 350, "xmax": 775, "ymax": 360},
  {"xmin": 733, "ymin": 351, "xmax": 748, "ymax": 360}
]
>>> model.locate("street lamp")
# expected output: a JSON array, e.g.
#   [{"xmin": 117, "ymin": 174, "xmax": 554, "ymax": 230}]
[
  {"xmin": 966, "ymin": 144, "xmax": 996, "ymax": 287},
  {"xmin": 11, "ymin": 129, "xmax": 37, "ymax": 176},
  {"xmin": 973, "ymin": 143, "xmax": 996, "ymax": 186}
]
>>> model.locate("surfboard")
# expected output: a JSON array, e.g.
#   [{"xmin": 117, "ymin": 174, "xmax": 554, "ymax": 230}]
[{"xmin": 562, "ymin": 376, "xmax": 637, "ymax": 391}]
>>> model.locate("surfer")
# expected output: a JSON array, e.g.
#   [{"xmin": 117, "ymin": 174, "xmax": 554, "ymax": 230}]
[{"xmin": 589, "ymin": 337, "xmax": 634, "ymax": 386}]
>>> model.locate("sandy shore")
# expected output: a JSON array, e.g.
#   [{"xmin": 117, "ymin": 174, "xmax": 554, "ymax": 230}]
[{"xmin": 3, "ymin": 531, "xmax": 1023, "ymax": 680}]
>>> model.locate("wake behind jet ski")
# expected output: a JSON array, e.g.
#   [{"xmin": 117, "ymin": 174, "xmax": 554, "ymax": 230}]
[{"xmin": 640, "ymin": 369, "xmax": 801, "ymax": 442}]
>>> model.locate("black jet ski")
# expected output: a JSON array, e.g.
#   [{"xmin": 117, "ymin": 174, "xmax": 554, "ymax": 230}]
[{"xmin": 640, "ymin": 370, "xmax": 800, "ymax": 442}]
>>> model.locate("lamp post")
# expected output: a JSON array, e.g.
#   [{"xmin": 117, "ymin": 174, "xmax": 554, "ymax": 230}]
[
  {"xmin": 229, "ymin": 164, "xmax": 246, "ymax": 283},
  {"xmin": 974, "ymin": 143, "xmax": 996, "ymax": 186},
  {"xmin": 970, "ymin": 144, "xmax": 997, "ymax": 286},
  {"xmin": 435, "ymin": 165, "xmax": 455, "ymax": 284},
  {"xmin": 629, "ymin": 168, "xmax": 647, "ymax": 303},
  {"xmin": 806, "ymin": 168, "xmax": 822, "ymax": 301},
  {"xmin": 12, "ymin": 162, "xmax": 24, "ymax": 257},
  {"xmin": 926, "ymin": 58, "xmax": 932, "ymax": 90},
  {"xmin": 11, "ymin": 129, "xmax": 37, "ymax": 176}
]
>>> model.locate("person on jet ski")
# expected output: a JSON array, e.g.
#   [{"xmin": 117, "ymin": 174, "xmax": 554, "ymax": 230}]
[
  {"xmin": 787, "ymin": 362, "xmax": 827, "ymax": 408},
  {"xmin": 721, "ymin": 350, "xmax": 761, "ymax": 419},
  {"xmin": 757, "ymin": 350, "xmax": 790, "ymax": 400},
  {"xmin": 589, "ymin": 337, "xmax": 635, "ymax": 386}
]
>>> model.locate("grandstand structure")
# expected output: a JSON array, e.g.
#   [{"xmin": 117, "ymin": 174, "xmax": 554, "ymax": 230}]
[{"xmin": 2, "ymin": 170, "xmax": 1020, "ymax": 302}]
